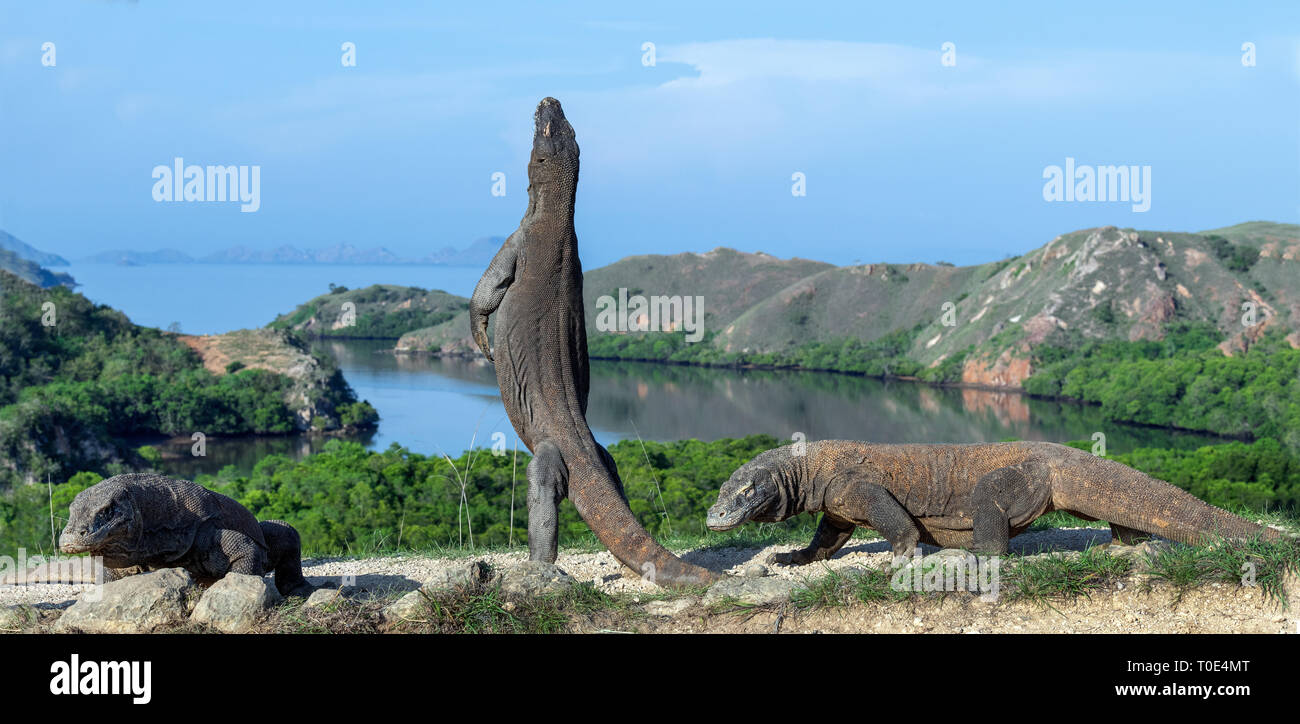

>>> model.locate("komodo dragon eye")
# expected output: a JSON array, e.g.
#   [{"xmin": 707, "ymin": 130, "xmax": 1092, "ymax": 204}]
[{"xmin": 94, "ymin": 502, "xmax": 118, "ymax": 528}]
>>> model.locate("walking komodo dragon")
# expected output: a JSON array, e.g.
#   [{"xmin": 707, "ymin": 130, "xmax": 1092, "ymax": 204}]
[
  {"xmin": 707, "ymin": 441, "xmax": 1285, "ymax": 564},
  {"xmin": 470, "ymin": 97, "xmax": 718, "ymax": 587},
  {"xmin": 58, "ymin": 473, "xmax": 313, "ymax": 596}
]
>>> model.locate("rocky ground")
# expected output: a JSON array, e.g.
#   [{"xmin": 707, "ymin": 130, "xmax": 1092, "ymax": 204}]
[{"xmin": 2, "ymin": 527, "xmax": 1297, "ymax": 633}]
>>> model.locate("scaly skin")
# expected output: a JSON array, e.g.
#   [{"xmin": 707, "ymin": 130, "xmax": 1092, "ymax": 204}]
[
  {"xmin": 707, "ymin": 441, "xmax": 1284, "ymax": 564},
  {"xmin": 469, "ymin": 98, "xmax": 718, "ymax": 588},
  {"xmin": 59, "ymin": 473, "xmax": 313, "ymax": 596}
]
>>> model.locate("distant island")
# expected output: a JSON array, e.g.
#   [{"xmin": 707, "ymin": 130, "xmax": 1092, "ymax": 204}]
[{"xmin": 78, "ymin": 236, "xmax": 504, "ymax": 267}]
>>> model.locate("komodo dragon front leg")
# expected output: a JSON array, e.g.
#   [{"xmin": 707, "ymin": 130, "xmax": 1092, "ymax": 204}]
[
  {"xmin": 469, "ymin": 233, "xmax": 520, "ymax": 361},
  {"xmin": 772, "ymin": 475, "xmax": 923, "ymax": 566},
  {"xmin": 769, "ymin": 514, "xmax": 855, "ymax": 566}
]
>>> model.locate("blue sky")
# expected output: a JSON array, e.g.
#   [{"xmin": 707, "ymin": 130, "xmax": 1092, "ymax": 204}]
[{"xmin": 1, "ymin": 1, "xmax": 1297, "ymax": 267}]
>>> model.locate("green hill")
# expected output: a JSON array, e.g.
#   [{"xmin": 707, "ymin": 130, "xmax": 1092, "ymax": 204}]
[
  {"xmin": 581, "ymin": 224, "xmax": 1299, "ymax": 387},
  {"xmin": 0, "ymin": 272, "xmax": 374, "ymax": 487},
  {"xmin": 270, "ymin": 284, "xmax": 467, "ymax": 340},
  {"xmin": 582, "ymin": 247, "xmax": 833, "ymax": 332}
]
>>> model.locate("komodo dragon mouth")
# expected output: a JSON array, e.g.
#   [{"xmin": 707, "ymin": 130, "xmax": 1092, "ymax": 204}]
[
  {"xmin": 59, "ymin": 510, "xmax": 128, "ymax": 553},
  {"xmin": 707, "ymin": 478, "xmax": 775, "ymax": 531},
  {"xmin": 59, "ymin": 491, "xmax": 133, "ymax": 554}
]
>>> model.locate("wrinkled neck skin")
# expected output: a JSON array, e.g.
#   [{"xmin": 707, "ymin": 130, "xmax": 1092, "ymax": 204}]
[
  {"xmin": 523, "ymin": 176, "xmax": 576, "ymax": 223},
  {"xmin": 755, "ymin": 449, "xmax": 822, "ymax": 522}
]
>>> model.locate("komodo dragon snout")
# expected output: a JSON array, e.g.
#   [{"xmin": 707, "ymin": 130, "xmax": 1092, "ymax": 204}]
[
  {"xmin": 707, "ymin": 461, "xmax": 784, "ymax": 531},
  {"xmin": 60, "ymin": 483, "xmax": 135, "ymax": 556}
]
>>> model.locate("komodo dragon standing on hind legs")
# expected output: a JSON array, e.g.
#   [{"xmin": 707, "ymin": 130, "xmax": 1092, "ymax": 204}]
[
  {"xmin": 707, "ymin": 441, "xmax": 1286, "ymax": 564},
  {"xmin": 469, "ymin": 97, "xmax": 719, "ymax": 588}
]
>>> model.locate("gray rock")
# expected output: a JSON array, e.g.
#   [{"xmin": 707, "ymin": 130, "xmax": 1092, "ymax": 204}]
[
  {"xmin": 54, "ymin": 568, "xmax": 199, "ymax": 633},
  {"xmin": 1105, "ymin": 539, "xmax": 1172, "ymax": 562},
  {"xmin": 741, "ymin": 563, "xmax": 769, "ymax": 578},
  {"xmin": 382, "ymin": 590, "xmax": 428, "ymax": 623},
  {"xmin": 420, "ymin": 559, "xmax": 496, "ymax": 594},
  {"xmin": 1021, "ymin": 549, "xmax": 1083, "ymax": 563},
  {"xmin": 498, "ymin": 561, "xmax": 576, "ymax": 597},
  {"xmin": 191, "ymin": 573, "xmax": 282, "ymax": 633},
  {"xmin": 642, "ymin": 596, "xmax": 698, "ymax": 617},
  {"xmin": 0, "ymin": 605, "xmax": 31, "ymax": 631},
  {"xmin": 304, "ymin": 587, "xmax": 344, "ymax": 609},
  {"xmin": 703, "ymin": 576, "xmax": 796, "ymax": 606}
]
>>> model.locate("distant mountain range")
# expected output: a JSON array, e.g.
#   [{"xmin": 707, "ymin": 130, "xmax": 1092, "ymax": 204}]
[
  {"xmin": 0, "ymin": 230, "xmax": 70, "ymax": 267},
  {"xmin": 0, "ymin": 231, "xmax": 75, "ymax": 288},
  {"xmin": 80, "ymin": 237, "xmax": 504, "ymax": 267},
  {"xmin": 0, "ymin": 249, "xmax": 76, "ymax": 288},
  {"xmin": 384, "ymin": 221, "xmax": 1300, "ymax": 391}
]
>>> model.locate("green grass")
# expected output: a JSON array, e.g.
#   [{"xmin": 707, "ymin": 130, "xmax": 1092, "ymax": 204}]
[
  {"xmin": 1001, "ymin": 546, "xmax": 1132, "ymax": 607},
  {"xmin": 1143, "ymin": 534, "xmax": 1300, "ymax": 607},
  {"xmin": 789, "ymin": 564, "xmax": 914, "ymax": 609},
  {"xmin": 784, "ymin": 532, "xmax": 1299, "ymax": 612},
  {"xmin": 389, "ymin": 582, "xmax": 642, "ymax": 634},
  {"xmin": 1026, "ymin": 510, "xmax": 1108, "ymax": 531}
]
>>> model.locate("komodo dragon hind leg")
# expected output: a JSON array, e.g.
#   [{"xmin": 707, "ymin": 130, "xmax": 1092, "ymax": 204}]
[
  {"xmin": 971, "ymin": 462, "xmax": 1051, "ymax": 555},
  {"xmin": 207, "ymin": 528, "xmax": 268, "ymax": 578},
  {"xmin": 769, "ymin": 514, "xmax": 855, "ymax": 566},
  {"xmin": 261, "ymin": 520, "xmax": 313, "ymax": 596},
  {"xmin": 526, "ymin": 440, "xmax": 569, "ymax": 564}
]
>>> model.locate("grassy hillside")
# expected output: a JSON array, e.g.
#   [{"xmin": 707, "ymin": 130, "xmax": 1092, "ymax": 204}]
[
  {"xmin": 582, "ymin": 225, "xmax": 1300, "ymax": 386},
  {"xmin": 270, "ymin": 284, "xmax": 467, "ymax": 340},
  {"xmin": 394, "ymin": 310, "xmax": 479, "ymax": 356},
  {"xmin": 582, "ymin": 247, "xmax": 833, "ymax": 332}
]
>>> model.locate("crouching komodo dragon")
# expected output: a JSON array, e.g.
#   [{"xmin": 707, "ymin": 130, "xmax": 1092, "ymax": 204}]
[
  {"xmin": 470, "ymin": 97, "xmax": 719, "ymax": 588},
  {"xmin": 707, "ymin": 441, "xmax": 1285, "ymax": 564},
  {"xmin": 58, "ymin": 473, "xmax": 314, "ymax": 596}
]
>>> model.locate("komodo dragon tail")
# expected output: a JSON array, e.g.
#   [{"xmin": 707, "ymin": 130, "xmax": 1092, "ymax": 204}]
[
  {"xmin": 568, "ymin": 462, "xmax": 721, "ymax": 589},
  {"xmin": 1056, "ymin": 454, "xmax": 1285, "ymax": 546}
]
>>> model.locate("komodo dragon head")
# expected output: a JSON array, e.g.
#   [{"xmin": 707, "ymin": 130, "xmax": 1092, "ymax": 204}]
[
  {"xmin": 59, "ymin": 478, "xmax": 140, "ymax": 561},
  {"xmin": 706, "ymin": 447, "xmax": 799, "ymax": 531},
  {"xmin": 526, "ymin": 96, "xmax": 579, "ymax": 211}
]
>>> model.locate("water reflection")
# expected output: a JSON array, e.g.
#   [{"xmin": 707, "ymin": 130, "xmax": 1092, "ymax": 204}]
[{"xmin": 158, "ymin": 339, "xmax": 1226, "ymax": 479}]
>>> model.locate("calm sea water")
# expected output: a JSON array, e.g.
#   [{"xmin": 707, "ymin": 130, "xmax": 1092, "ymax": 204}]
[
  {"xmin": 65, "ymin": 263, "xmax": 1226, "ymax": 478},
  {"xmin": 156, "ymin": 339, "xmax": 1226, "ymax": 479}
]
